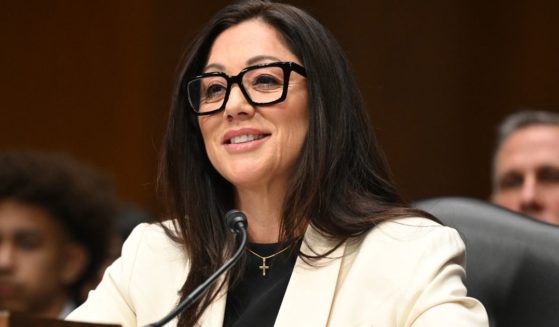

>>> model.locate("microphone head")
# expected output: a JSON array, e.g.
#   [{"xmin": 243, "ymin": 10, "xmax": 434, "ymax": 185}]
[{"xmin": 225, "ymin": 209, "xmax": 248, "ymax": 233}]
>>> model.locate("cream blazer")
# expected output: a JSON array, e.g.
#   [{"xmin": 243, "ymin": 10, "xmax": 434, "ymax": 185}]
[{"xmin": 67, "ymin": 217, "xmax": 488, "ymax": 326}]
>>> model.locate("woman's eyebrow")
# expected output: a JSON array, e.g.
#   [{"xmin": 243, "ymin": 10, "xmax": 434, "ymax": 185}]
[
  {"xmin": 203, "ymin": 55, "xmax": 282, "ymax": 73},
  {"xmin": 246, "ymin": 55, "xmax": 281, "ymax": 66},
  {"xmin": 203, "ymin": 63, "xmax": 225, "ymax": 72}
]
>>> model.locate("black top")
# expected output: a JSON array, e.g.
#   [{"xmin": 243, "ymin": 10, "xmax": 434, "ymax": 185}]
[{"xmin": 223, "ymin": 242, "xmax": 298, "ymax": 327}]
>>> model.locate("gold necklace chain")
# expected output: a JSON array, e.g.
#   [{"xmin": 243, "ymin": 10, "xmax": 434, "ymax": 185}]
[{"xmin": 246, "ymin": 245, "xmax": 291, "ymax": 277}]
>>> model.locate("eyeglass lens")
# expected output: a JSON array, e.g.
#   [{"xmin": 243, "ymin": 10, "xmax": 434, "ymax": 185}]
[{"xmin": 188, "ymin": 65, "xmax": 286, "ymax": 114}]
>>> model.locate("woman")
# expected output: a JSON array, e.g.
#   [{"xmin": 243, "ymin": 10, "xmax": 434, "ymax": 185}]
[{"xmin": 67, "ymin": 1, "xmax": 488, "ymax": 326}]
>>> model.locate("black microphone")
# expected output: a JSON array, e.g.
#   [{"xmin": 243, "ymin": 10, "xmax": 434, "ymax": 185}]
[{"xmin": 145, "ymin": 210, "xmax": 248, "ymax": 327}]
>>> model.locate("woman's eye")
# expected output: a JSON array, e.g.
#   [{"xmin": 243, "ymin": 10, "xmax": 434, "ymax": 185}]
[
  {"xmin": 252, "ymin": 74, "xmax": 282, "ymax": 89},
  {"xmin": 205, "ymin": 84, "xmax": 226, "ymax": 100}
]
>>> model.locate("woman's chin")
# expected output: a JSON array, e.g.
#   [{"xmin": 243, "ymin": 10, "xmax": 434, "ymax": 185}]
[{"xmin": 228, "ymin": 175, "xmax": 268, "ymax": 190}]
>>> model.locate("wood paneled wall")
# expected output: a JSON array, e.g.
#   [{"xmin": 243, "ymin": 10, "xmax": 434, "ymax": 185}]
[{"xmin": 1, "ymin": 1, "xmax": 558, "ymax": 212}]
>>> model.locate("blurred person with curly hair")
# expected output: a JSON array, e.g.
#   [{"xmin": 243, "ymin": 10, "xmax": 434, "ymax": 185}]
[{"xmin": 0, "ymin": 151, "xmax": 117, "ymax": 318}]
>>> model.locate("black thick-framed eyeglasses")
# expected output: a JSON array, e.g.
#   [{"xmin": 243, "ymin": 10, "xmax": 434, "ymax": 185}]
[{"xmin": 185, "ymin": 61, "xmax": 307, "ymax": 116}]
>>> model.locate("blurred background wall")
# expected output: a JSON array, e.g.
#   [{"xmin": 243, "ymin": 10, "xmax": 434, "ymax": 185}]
[{"xmin": 1, "ymin": 0, "xmax": 558, "ymax": 213}]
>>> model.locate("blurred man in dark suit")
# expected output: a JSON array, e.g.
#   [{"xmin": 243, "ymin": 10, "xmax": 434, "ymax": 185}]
[
  {"xmin": 491, "ymin": 110, "xmax": 559, "ymax": 224},
  {"xmin": 0, "ymin": 151, "xmax": 116, "ymax": 318}
]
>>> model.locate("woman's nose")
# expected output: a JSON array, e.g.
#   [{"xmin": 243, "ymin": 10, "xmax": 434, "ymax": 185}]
[{"xmin": 224, "ymin": 85, "xmax": 254, "ymax": 120}]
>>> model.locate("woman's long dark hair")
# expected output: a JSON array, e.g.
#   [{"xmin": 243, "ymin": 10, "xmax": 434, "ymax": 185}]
[{"xmin": 158, "ymin": 1, "xmax": 431, "ymax": 326}]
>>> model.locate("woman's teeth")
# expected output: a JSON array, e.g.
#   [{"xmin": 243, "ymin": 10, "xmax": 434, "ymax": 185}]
[{"xmin": 229, "ymin": 134, "xmax": 265, "ymax": 144}]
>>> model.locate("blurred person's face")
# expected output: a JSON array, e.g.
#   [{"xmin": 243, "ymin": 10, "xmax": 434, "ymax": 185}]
[
  {"xmin": 492, "ymin": 125, "xmax": 559, "ymax": 224},
  {"xmin": 197, "ymin": 20, "xmax": 309, "ymax": 193},
  {"xmin": 0, "ymin": 200, "xmax": 86, "ymax": 317}
]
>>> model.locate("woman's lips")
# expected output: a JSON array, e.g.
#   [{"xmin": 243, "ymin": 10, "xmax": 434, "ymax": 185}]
[
  {"xmin": 222, "ymin": 128, "xmax": 271, "ymax": 152},
  {"xmin": 223, "ymin": 128, "xmax": 270, "ymax": 144},
  {"xmin": 223, "ymin": 134, "xmax": 270, "ymax": 152},
  {"xmin": 228, "ymin": 134, "xmax": 267, "ymax": 144}
]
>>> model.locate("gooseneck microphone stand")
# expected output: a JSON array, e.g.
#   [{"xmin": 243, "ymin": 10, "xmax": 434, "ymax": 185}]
[{"xmin": 145, "ymin": 210, "xmax": 248, "ymax": 327}]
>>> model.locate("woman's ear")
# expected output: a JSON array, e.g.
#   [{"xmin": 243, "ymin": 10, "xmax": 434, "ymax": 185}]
[{"xmin": 60, "ymin": 243, "xmax": 89, "ymax": 285}]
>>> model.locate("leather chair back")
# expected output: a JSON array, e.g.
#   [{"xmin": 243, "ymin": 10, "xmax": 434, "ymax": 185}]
[{"xmin": 413, "ymin": 197, "xmax": 559, "ymax": 327}]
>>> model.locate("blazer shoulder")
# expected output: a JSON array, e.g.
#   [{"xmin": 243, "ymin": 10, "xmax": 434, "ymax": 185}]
[
  {"xmin": 344, "ymin": 216, "xmax": 467, "ymax": 283},
  {"xmin": 333, "ymin": 217, "xmax": 488, "ymax": 326},
  {"xmin": 67, "ymin": 221, "xmax": 188, "ymax": 326},
  {"xmin": 125, "ymin": 221, "xmax": 182, "ymax": 251},
  {"xmin": 365, "ymin": 216, "xmax": 464, "ymax": 250}
]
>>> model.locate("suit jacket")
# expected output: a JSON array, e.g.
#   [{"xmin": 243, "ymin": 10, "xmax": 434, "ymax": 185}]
[{"xmin": 67, "ymin": 217, "xmax": 488, "ymax": 326}]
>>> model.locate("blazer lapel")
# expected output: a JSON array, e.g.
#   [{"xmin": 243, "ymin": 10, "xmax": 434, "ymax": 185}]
[
  {"xmin": 199, "ymin": 282, "xmax": 227, "ymax": 327},
  {"xmin": 275, "ymin": 225, "xmax": 345, "ymax": 327}
]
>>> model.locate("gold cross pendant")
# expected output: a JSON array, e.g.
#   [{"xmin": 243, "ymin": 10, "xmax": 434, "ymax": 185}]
[{"xmin": 259, "ymin": 257, "xmax": 270, "ymax": 276}]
